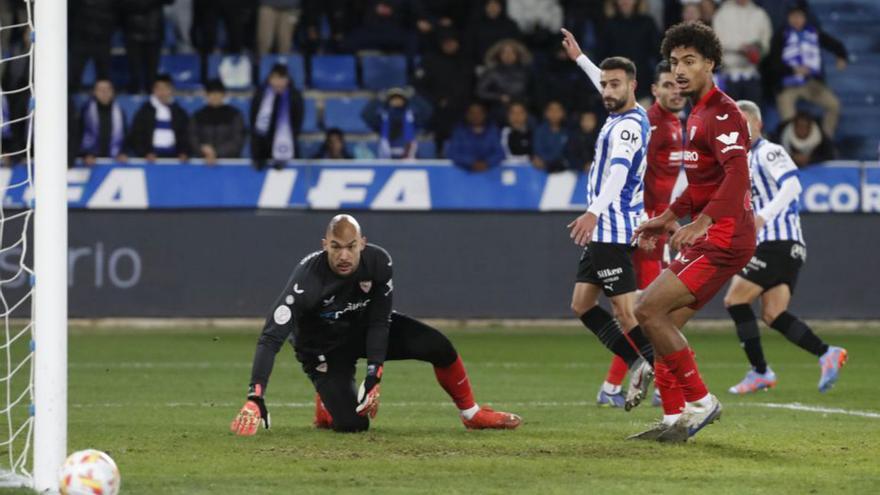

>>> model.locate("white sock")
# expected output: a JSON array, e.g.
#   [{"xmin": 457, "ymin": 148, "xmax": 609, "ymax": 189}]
[
  {"xmin": 662, "ymin": 413, "xmax": 681, "ymax": 426},
  {"xmin": 602, "ymin": 381, "xmax": 622, "ymax": 395},
  {"xmin": 460, "ymin": 404, "xmax": 480, "ymax": 420},
  {"xmin": 690, "ymin": 394, "xmax": 714, "ymax": 409}
]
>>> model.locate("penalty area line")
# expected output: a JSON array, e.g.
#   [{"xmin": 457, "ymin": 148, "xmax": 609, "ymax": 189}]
[{"xmin": 737, "ymin": 402, "xmax": 880, "ymax": 419}]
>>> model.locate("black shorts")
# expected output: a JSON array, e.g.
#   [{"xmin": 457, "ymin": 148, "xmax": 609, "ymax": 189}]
[
  {"xmin": 740, "ymin": 241, "xmax": 806, "ymax": 293},
  {"xmin": 575, "ymin": 242, "xmax": 637, "ymax": 297}
]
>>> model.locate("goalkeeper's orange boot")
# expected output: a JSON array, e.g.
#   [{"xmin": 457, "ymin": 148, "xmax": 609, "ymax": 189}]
[
  {"xmin": 314, "ymin": 394, "xmax": 333, "ymax": 429},
  {"xmin": 461, "ymin": 406, "xmax": 522, "ymax": 430}
]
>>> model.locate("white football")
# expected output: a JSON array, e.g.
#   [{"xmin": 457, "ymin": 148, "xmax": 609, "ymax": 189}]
[{"xmin": 59, "ymin": 449, "xmax": 121, "ymax": 495}]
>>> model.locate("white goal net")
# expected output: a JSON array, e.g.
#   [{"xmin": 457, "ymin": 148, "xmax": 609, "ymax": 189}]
[{"xmin": 0, "ymin": 0, "xmax": 68, "ymax": 490}]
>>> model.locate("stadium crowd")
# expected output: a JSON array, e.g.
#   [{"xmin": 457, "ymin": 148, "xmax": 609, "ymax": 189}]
[{"xmin": 0, "ymin": 0, "xmax": 851, "ymax": 170}]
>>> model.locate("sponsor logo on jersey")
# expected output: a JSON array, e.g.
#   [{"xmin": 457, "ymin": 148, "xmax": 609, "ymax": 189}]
[
  {"xmin": 716, "ymin": 113, "xmax": 729, "ymax": 121},
  {"xmin": 293, "ymin": 284, "xmax": 305, "ymax": 294},
  {"xmin": 320, "ymin": 299, "xmax": 372, "ymax": 320},
  {"xmin": 682, "ymin": 151, "xmax": 700, "ymax": 163},
  {"xmin": 359, "ymin": 280, "xmax": 372, "ymax": 293},
  {"xmin": 716, "ymin": 132, "xmax": 745, "ymax": 153},
  {"xmin": 620, "ymin": 129, "xmax": 640, "ymax": 145}
]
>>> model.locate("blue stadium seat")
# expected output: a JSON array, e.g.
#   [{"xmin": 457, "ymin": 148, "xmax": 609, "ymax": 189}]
[
  {"xmin": 360, "ymin": 55, "xmax": 407, "ymax": 90},
  {"xmin": 226, "ymin": 96, "xmax": 252, "ymax": 127},
  {"xmin": 207, "ymin": 54, "xmax": 254, "ymax": 90},
  {"xmin": 115, "ymin": 95, "xmax": 148, "ymax": 125},
  {"xmin": 258, "ymin": 55, "xmax": 306, "ymax": 89},
  {"xmin": 311, "ymin": 55, "xmax": 358, "ymax": 91},
  {"xmin": 110, "ymin": 55, "xmax": 131, "ymax": 90},
  {"xmin": 323, "ymin": 97, "xmax": 371, "ymax": 133},
  {"xmin": 297, "ymin": 138, "xmax": 323, "ymax": 159},
  {"xmin": 302, "ymin": 97, "xmax": 319, "ymax": 133},
  {"xmin": 416, "ymin": 139, "xmax": 437, "ymax": 159},
  {"xmin": 159, "ymin": 54, "xmax": 201, "ymax": 90},
  {"xmin": 176, "ymin": 95, "xmax": 205, "ymax": 116},
  {"xmin": 80, "ymin": 60, "xmax": 96, "ymax": 88}
]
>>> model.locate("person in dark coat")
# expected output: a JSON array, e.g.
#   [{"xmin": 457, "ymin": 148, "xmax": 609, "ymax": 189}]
[
  {"xmin": 190, "ymin": 79, "xmax": 246, "ymax": 164},
  {"xmin": 464, "ymin": 0, "xmax": 522, "ymax": 65},
  {"xmin": 117, "ymin": 0, "xmax": 172, "ymax": 94},
  {"xmin": 565, "ymin": 110, "xmax": 599, "ymax": 172},
  {"xmin": 312, "ymin": 128, "xmax": 353, "ymax": 159},
  {"xmin": 78, "ymin": 79, "xmax": 128, "ymax": 165},
  {"xmin": 475, "ymin": 38, "xmax": 533, "ymax": 120},
  {"xmin": 596, "ymin": 0, "xmax": 660, "ymax": 101},
  {"xmin": 250, "ymin": 64, "xmax": 304, "ymax": 170},
  {"xmin": 361, "ymin": 88, "xmax": 431, "ymax": 160},
  {"xmin": 68, "ymin": 0, "xmax": 116, "ymax": 90},
  {"xmin": 445, "ymin": 101, "xmax": 505, "ymax": 172},
  {"xmin": 415, "ymin": 28, "xmax": 474, "ymax": 154},
  {"xmin": 127, "ymin": 74, "xmax": 191, "ymax": 161}
]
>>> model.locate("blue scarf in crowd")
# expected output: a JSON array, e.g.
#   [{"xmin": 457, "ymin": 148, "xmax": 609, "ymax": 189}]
[
  {"xmin": 255, "ymin": 85, "xmax": 295, "ymax": 160},
  {"xmin": 80, "ymin": 97, "xmax": 125, "ymax": 156},
  {"xmin": 378, "ymin": 107, "xmax": 416, "ymax": 159},
  {"xmin": 150, "ymin": 95, "xmax": 176, "ymax": 155},
  {"xmin": 781, "ymin": 26, "xmax": 821, "ymax": 87}
]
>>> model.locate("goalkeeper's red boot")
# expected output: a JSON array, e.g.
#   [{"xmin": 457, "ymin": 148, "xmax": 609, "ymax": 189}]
[
  {"xmin": 461, "ymin": 406, "xmax": 522, "ymax": 430},
  {"xmin": 314, "ymin": 394, "xmax": 333, "ymax": 429}
]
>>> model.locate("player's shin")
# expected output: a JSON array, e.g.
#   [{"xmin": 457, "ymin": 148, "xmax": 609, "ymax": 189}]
[
  {"xmin": 770, "ymin": 312, "xmax": 829, "ymax": 357},
  {"xmin": 654, "ymin": 358, "xmax": 685, "ymax": 423},
  {"xmin": 580, "ymin": 306, "xmax": 642, "ymax": 366},
  {"xmin": 434, "ymin": 355, "xmax": 478, "ymax": 417},
  {"xmin": 728, "ymin": 304, "xmax": 768, "ymax": 373},
  {"xmin": 660, "ymin": 347, "xmax": 710, "ymax": 404}
]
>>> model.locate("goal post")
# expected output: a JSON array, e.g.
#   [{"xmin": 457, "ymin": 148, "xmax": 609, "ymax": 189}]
[{"xmin": 33, "ymin": 0, "xmax": 68, "ymax": 490}]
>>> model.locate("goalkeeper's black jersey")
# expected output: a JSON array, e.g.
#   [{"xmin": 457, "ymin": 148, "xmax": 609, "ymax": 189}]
[{"xmin": 249, "ymin": 244, "xmax": 394, "ymax": 390}]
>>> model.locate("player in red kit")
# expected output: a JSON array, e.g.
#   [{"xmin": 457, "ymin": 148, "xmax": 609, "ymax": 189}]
[
  {"xmin": 600, "ymin": 61, "xmax": 686, "ymax": 408},
  {"xmin": 630, "ymin": 22, "xmax": 756, "ymax": 442}
]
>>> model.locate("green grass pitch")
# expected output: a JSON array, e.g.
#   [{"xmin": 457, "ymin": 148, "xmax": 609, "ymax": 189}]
[{"xmin": 15, "ymin": 323, "xmax": 880, "ymax": 494}]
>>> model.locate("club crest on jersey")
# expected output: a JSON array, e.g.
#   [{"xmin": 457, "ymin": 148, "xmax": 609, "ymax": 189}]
[
  {"xmin": 359, "ymin": 280, "xmax": 373, "ymax": 293},
  {"xmin": 273, "ymin": 305, "xmax": 292, "ymax": 325}
]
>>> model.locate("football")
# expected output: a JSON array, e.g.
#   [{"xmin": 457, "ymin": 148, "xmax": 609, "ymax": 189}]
[{"xmin": 58, "ymin": 449, "xmax": 121, "ymax": 495}]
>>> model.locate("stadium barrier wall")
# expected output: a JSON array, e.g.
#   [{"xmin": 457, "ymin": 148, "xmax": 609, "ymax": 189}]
[
  {"xmin": 2, "ymin": 160, "xmax": 879, "ymax": 212},
  {"xmin": 2, "ymin": 210, "xmax": 876, "ymax": 319}
]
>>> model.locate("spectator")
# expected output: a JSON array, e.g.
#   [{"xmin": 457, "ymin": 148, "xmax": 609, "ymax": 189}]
[
  {"xmin": 778, "ymin": 112, "xmax": 835, "ymax": 167},
  {"xmin": 476, "ymin": 39, "xmax": 533, "ymax": 119},
  {"xmin": 303, "ymin": 0, "xmax": 353, "ymax": 52},
  {"xmin": 68, "ymin": 0, "xmax": 116, "ymax": 90},
  {"xmin": 464, "ymin": 0, "xmax": 522, "ymax": 65},
  {"xmin": 681, "ymin": 3, "xmax": 702, "ymax": 24},
  {"xmin": 312, "ymin": 128, "xmax": 353, "ymax": 159},
  {"xmin": 597, "ymin": 0, "xmax": 660, "ymax": 102},
  {"xmin": 250, "ymin": 64, "xmax": 304, "ymax": 170},
  {"xmin": 257, "ymin": 0, "xmax": 302, "ymax": 55},
  {"xmin": 699, "ymin": 0, "xmax": 718, "ymax": 24},
  {"xmin": 532, "ymin": 100, "xmax": 570, "ymax": 172},
  {"xmin": 413, "ymin": 0, "xmax": 471, "ymax": 49},
  {"xmin": 506, "ymin": 0, "xmax": 563, "ymax": 48},
  {"xmin": 445, "ymin": 101, "xmax": 505, "ymax": 172},
  {"xmin": 165, "ymin": 0, "xmax": 195, "ymax": 53},
  {"xmin": 415, "ymin": 28, "xmax": 474, "ymax": 153},
  {"xmin": 78, "ymin": 80, "xmax": 128, "ymax": 166},
  {"xmin": 117, "ymin": 0, "xmax": 170, "ymax": 94},
  {"xmin": 770, "ymin": 5, "xmax": 847, "ymax": 137},
  {"xmin": 713, "ymin": 0, "xmax": 772, "ymax": 102},
  {"xmin": 534, "ymin": 45, "xmax": 601, "ymax": 116},
  {"xmin": 193, "ymin": 0, "xmax": 249, "ymax": 55},
  {"xmin": 501, "ymin": 101, "xmax": 533, "ymax": 163},
  {"xmin": 128, "ymin": 75, "xmax": 191, "ymax": 162},
  {"xmin": 565, "ymin": 111, "xmax": 599, "ymax": 172},
  {"xmin": 361, "ymin": 88, "xmax": 431, "ymax": 160},
  {"xmin": 342, "ymin": 0, "xmax": 417, "ymax": 56},
  {"xmin": 189, "ymin": 79, "xmax": 246, "ymax": 164}
]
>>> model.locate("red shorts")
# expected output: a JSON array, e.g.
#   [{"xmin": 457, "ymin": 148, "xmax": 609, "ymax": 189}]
[{"xmin": 669, "ymin": 239, "xmax": 754, "ymax": 310}]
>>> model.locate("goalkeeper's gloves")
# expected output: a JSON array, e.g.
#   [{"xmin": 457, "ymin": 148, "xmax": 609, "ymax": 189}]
[
  {"xmin": 230, "ymin": 384, "xmax": 270, "ymax": 436},
  {"xmin": 355, "ymin": 363, "xmax": 383, "ymax": 418}
]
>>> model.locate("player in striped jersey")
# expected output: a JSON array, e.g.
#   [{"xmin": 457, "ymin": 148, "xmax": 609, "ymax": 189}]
[
  {"xmin": 561, "ymin": 28, "xmax": 656, "ymax": 411},
  {"xmin": 722, "ymin": 100, "xmax": 847, "ymax": 395}
]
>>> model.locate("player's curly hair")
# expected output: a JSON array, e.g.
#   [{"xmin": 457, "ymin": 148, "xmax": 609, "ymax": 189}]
[{"xmin": 660, "ymin": 22, "xmax": 723, "ymax": 70}]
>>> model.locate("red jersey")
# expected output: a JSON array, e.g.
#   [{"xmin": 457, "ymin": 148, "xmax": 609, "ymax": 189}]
[
  {"xmin": 669, "ymin": 86, "xmax": 755, "ymax": 250},
  {"xmin": 645, "ymin": 102, "xmax": 683, "ymax": 212}
]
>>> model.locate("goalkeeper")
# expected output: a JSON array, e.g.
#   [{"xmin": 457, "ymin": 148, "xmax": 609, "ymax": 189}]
[{"xmin": 231, "ymin": 214, "xmax": 522, "ymax": 434}]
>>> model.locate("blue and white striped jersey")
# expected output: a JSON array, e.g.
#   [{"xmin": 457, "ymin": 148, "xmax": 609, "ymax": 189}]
[
  {"xmin": 750, "ymin": 138, "xmax": 804, "ymax": 244},
  {"xmin": 586, "ymin": 106, "xmax": 650, "ymax": 244}
]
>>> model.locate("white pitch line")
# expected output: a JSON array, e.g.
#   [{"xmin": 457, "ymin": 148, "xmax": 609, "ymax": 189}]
[
  {"xmin": 68, "ymin": 361, "xmax": 828, "ymax": 370},
  {"xmin": 69, "ymin": 400, "xmax": 880, "ymax": 419},
  {"xmin": 740, "ymin": 402, "xmax": 880, "ymax": 419}
]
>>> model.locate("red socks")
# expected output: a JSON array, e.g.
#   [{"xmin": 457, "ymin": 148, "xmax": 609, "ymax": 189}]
[
  {"xmin": 653, "ymin": 358, "xmax": 686, "ymax": 415},
  {"xmin": 433, "ymin": 356, "xmax": 476, "ymax": 410},
  {"xmin": 660, "ymin": 347, "xmax": 708, "ymax": 402},
  {"xmin": 605, "ymin": 355, "xmax": 629, "ymax": 386}
]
